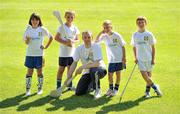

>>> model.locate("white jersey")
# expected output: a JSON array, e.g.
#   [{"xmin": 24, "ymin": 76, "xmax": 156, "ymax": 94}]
[
  {"xmin": 57, "ymin": 24, "xmax": 80, "ymax": 57},
  {"xmin": 73, "ymin": 43, "xmax": 106, "ymax": 74},
  {"xmin": 98, "ymin": 32, "xmax": 126, "ymax": 63},
  {"xmin": 131, "ymin": 30, "xmax": 156, "ymax": 62},
  {"xmin": 23, "ymin": 26, "xmax": 52, "ymax": 56}
]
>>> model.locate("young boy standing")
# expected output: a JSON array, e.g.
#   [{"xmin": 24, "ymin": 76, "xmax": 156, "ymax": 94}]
[
  {"xmin": 131, "ymin": 16, "xmax": 162, "ymax": 98},
  {"xmin": 96, "ymin": 20, "xmax": 126, "ymax": 96},
  {"xmin": 54, "ymin": 10, "xmax": 80, "ymax": 90}
]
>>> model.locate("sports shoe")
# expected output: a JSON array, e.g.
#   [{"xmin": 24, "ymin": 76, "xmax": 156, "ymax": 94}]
[
  {"xmin": 110, "ymin": 89, "xmax": 118, "ymax": 96},
  {"xmin": 94, "ymin": 88, "xmax": 101, "ymax": 99},
  {"xmin": 155, "ymin": 85, "xmax": 162, "ymax": 97},
  {"xmin": 145, "ymin": 92, "xmax": 151, "ymax": 98},
  {"xmin": 26, "ymin": 89, "xmax": 31, "ymax": 96},
  {"xmin": 37, "ymin": 89, "xmax": 43, "ymax": 95},
  {"xmin": 105, "ymin": 89, "xmax": 113, "ymax": 96}
]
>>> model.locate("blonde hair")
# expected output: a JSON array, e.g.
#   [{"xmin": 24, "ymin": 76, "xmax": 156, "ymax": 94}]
[
  {"xmin": 82, "ymin": 30, "xmax": 93, "ymax": 39},
  {"xmin": 103, "ymin": 20, "xmax": 112, "ymax": 26},
  {"xmin": 136, "ymin": 16, "xmax": 147, "ymax": 24},
  {"xmin": 65, "ymin": 10, "xmax": 75, "ymax": 17}
]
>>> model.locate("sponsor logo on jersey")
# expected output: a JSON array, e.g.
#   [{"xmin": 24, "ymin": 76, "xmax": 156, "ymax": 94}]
[{"xmin": 31, "ymin": 37, "xmax": 40, "ymax": 40}]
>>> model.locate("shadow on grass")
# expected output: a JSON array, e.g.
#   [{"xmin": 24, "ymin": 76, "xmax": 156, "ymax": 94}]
[
  {"xmin": 96, "ymin": 96, "xmax": 160, "ymax": 114},
  {"xmin": 17, "ymin": 95, "xmax": 54, "ymax": 111},
  {"xmin": 47, "ymin": 94, "xmax": 112, "ymax": 111},
  {"xmin": 0, "ymin": 93, "xmax": 36, "ymax": 109},
  {"xmin": 16, "ymin": 93, "xmax": 112, "ymax": 111},
  {"xmin": 5, "ymin": 92, "xmax": 160, "ymax": 112}
]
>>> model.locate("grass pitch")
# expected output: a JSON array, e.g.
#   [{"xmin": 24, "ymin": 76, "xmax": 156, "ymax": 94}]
[{"xmin": 0, "ymin": 0, "xmax": 180, "ymax": 114}]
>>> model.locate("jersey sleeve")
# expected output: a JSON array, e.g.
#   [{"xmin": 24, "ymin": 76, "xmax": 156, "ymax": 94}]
[
  {"xmin": 23, "ymin": 25, "xmax": 31, "ymax": 41},
  {"xmin": 57, "ymin": 26, "xmax": 63, "ymax": 34},
  {"xmin": 93, "ymin": 44, "xmax": 103, "ymax": 61},
  {"xmin": 75, "ymin": 26, "xmax": 80, "ymax": 35},
  {"xmin": 73, "ymin": 46, "xmax": 80, "ymax": 62},
  {"xmin": 130, "ymin": 33, "xmax": 136, "ymax": 46},
  {"xmin": 42, "ymin": 27, "xmax": 53, "ymax": 39},
  {"xmin": 149, "ymin": 33, "xmax": 157, "ymax": 45},
  {"xmin": 23, "ymin": 31, "xmax": 27, "ymax": 41},
  {"xmin": 117, "ymin": 34, "xmax": 126, "ymax": 46}
]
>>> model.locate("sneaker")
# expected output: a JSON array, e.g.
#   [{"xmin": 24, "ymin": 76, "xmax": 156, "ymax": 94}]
[
  {"xmin": 105, "ymin": 89, "xmax": 113, "ymax": 96},
  {"xmin": 145, "ymin": 92, "xmax": 151, "ymax": 98},
  {"xmin": 155, "ymin": 85, "xmax": 162, "ymax": 97},
  {"xmin": 110, "ymin": 89, "xmax": 118, "ymax": 96},
  {"xmin": 26, "ymin": 89, "xmax": 31, "ymax": 96},
  {"xmin": 37, "ymin": 89, "xmax": 43, "ymax": 95},
  {"xmin": 94, "ymin": 88, "xmax": 101, "ymax": 99},
  {"xmin": 67, "ymin": 86, "xmax": 76, "ymax": 91}
]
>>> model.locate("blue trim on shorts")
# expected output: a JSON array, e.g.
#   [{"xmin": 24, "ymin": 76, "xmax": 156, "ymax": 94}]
[{"xmin": 25, "ymin": 56, "xmax": 43, "ymax": 69}]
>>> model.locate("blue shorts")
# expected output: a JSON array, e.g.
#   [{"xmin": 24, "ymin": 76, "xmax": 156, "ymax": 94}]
[
  {"xmin": 108, "ymin": 62, "xmax": 124, "ymax": 73},
  {"xmin": 59, "ymin": 57, "xmax": 73, "ymax": 66},
  {"xmin": 25, "ymin": 56, "xmax": 43, "ymax": 69}
]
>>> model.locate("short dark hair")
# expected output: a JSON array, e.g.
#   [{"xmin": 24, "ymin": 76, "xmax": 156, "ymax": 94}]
[{"xmin": 28, "ymin": 12, "xmax": 43, "ymax": 26}]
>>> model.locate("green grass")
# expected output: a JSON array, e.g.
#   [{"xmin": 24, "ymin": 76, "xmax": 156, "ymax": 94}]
[{"xmin": 0, "ymin": 0, "xmax": 180, "ymax": 114}]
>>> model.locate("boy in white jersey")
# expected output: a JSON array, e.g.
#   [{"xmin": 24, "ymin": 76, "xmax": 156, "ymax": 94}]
[
  {"xmin": 96, "ymin": 20, "xmax": 126, "ymax": 96},
  {"xmin": 67, "ymin": 31, "xmax": 107, "ymax": 99},
  {"xmin": 54, "ymin": 10, "xmax": 80, "ymax": 90},
  {"xmin": 23, "ymin": 13, "xmax": 53, "ymax": 96},
  {"xmin": 131, "ymin": 16, "xmax": 162, "ymax": 98}
]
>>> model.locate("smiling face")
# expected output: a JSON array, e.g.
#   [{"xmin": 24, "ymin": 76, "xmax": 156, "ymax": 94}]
[
  {"xmin": 136, "ymin": 17, "xmax": 147, "ymax": 31},
  {"xmin": 103, "ymin": 23, "xmax": 112, "ymax": 33},
  {"xmin": 31, "ymin": 18, "xmax": 39, "ymax": 28},
  {"xmin": 29, "ymin": 13, "xmax": 42, "ymax": 28},
  {"xmin": 65, "ymin": 13, "xmax": 75, "ymax": 24}
]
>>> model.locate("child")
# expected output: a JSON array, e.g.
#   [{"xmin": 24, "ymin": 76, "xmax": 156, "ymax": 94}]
[
  {"xmin": 54, "ymin": 10, "xmax": 80, "ymax": 90},
  {"xmin": 131, "ymin": 16, "xmax": 162, "ymax": 98},
  {"xmin": 96, "ymin": 20, "xmax": 126, "ymax": 96},
  {"xmin": 23, "ymin": 12, "xmax": 53, "ymax": 96}
]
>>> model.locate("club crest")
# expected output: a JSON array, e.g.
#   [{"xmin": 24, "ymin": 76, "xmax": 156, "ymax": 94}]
[
  {"xmin": 38, "ymin": 32, "xmax": 42, "ymax": 37},
  {"xmin": 144, "ymin": 36, "xmax": 149, "ymax": 41}
]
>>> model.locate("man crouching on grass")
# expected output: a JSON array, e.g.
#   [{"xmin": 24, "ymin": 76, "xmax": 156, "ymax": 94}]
[{"xmin": 67, "ymin": 30, "xmax": 107, "ymax": 99}]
